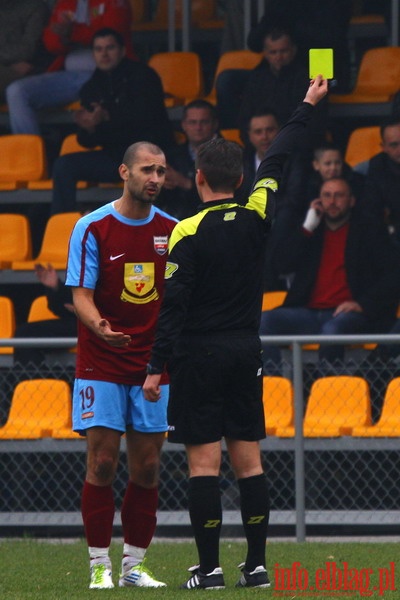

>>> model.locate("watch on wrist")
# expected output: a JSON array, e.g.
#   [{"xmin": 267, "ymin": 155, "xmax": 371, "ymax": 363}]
[{"xmin": 146, "ymin": 363, "xmax": 162, "ymax": 375}]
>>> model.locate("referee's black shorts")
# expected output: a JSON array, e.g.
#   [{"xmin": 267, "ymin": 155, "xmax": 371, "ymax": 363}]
[{"xmin": 167, "ymin": 332, "xmax": 265, "ymax": 445}]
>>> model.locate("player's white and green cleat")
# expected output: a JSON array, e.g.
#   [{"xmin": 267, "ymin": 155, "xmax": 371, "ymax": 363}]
[
  {"xmin": 119, "ymin": 559, "xmax": 166, "ymax": 588},
  {"xmin": 89, "ymin": 562, "xmax": 114, "ymax": 589}
]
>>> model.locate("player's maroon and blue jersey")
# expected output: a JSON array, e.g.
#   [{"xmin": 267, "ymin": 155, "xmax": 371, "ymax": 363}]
[{"xmin": 66, "ymin": 202, "xmax": 177, "ymax": 385}]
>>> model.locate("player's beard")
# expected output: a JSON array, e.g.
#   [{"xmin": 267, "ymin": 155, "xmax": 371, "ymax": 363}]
[{"xmin": 128, "ymin": 183, "xmax": 161, "ymax": 205}]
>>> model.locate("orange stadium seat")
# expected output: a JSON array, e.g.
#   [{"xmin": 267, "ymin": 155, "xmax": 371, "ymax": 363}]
[
  {"xmin": 330, "ymin": 47, "xmax": 400, "ymax": 105},
  {"xmin": 27, "ymin": 296, "xmax": 58, "ymax": 323},
  {"xmin": 204, "ymin": 50, "xmax": 262, "ymax": 105},
  {"xmin": 261, "ymin": 291, "xmax": 287, "ymax": 312},
  {"xmin": 220, "ymin": 129, "xmax": 243, "ymax": 145},
  {"xmin": 345, "ymin": 126, "xmax": 381, "ymax": 168},
  {"xmin": 27, "ymin": 134, "xmax": 101, "ymax": 191},
  {"xmin": 262, "ymin": 376, "xmax": 294, "ymax": 435},
  {"xmin": 0, "ymin": 214, "xmax": 32, "ymax": 268},
  {"xmin": 276, "ymin": 376, "xmax": 371, "ymax": 437},
  {"xmin": 0, "ymin": 379, "xmax": 79, "ymax": 439},
  {"xmin": 11, "ymin": 212, "xmax": 81, "ymax": 270},
  {"xmin": 148, "ymin": 51, "xmax": 204, "ymax": 107},
  {"xmin": 0, "ymin": 296, "xmax": 15, "ymax": 355},
  {"xmin": 0, "ymin": 135, "xmax": 47, "ymax": 190},
  {"xmin": 26, "ymin": 295, "xmax": 77, "ymax": 355},
  {"xmin": 352, "ymin": 378, "xmax": 400, "ymax": 437}
]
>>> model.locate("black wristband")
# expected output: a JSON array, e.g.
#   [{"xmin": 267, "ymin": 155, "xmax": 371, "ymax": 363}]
[{"xmin": 146, "ymin": 363, "xmax": 163, "ymax": 375}]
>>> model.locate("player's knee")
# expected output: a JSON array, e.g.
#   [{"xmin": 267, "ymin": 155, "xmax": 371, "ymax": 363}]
[
  {"xmin": 135, "ymin": 458, "xmax": 160, "ymax": 488},
  {"xmin": 92, "ymin": 455, "xmax": 116, "ymax": 484}
]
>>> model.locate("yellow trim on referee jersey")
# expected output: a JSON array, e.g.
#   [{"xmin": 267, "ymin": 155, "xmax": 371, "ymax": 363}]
[
  {"xmin": 169, "ymin": 203, "xmax": 239, "ymax": 253},
  {"xmin": 248, "ymin": 177, "xmax": 278, "ymax": 220}
]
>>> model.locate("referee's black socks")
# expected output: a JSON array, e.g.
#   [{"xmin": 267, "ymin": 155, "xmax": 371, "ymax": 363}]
[
  {"xmin": 188, "ymin": 476, "xmax": 222, "ymax": 573},
  {"xmin": 238, "ymin": 473, "xmax": 270, "ymax": 571}
]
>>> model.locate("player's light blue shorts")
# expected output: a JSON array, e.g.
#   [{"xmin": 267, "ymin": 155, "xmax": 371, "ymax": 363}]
[{"xmin": 72, "ymin": 379, "xmax": 169, "ymax": 435}]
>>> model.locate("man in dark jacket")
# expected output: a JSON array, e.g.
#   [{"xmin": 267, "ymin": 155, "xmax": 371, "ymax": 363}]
[
  {"xmin": 217, "ymin": 27, "xmax": 327, "ymax": 147},
  {"xmin": 157, "ymin": 99, "xmax": 219, "ymax": 220},
  {"xmin": 50, "ymin": 27, "xmax": 174, "ymax": 214},
  {"xmin": 363, "ymin": 119, "xmax": 400, "ymax": 247},
  {"xmin": 260, "ymin": 177, "xmax": 400, "ymax": 371}
]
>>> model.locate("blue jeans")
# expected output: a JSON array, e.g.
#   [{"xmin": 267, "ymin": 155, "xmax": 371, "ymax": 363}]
[
  {"xmin": 259, "ymin": 306, "xmax": 373, "ymax": 372},
  {"xmin": 51, "ymin": 151, "xmax": 121, "ymax": 214},
  {"xmin": 6, "ymin": 70, "xmax": 93, "ymax": 134}
]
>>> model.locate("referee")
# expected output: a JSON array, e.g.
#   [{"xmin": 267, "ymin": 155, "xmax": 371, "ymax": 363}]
[{"xmin": 143, "ymin": 76, "xmax": 327, "ymax": 590}]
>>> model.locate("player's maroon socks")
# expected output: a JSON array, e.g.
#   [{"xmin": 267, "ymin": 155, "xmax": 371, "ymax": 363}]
[
  {"xmin": 121, "ymin": 481, "xmax": 158, "ymax": 550},
  {"xmin": 81, "ymin": 481, "xmax": 115, "ymax": 548}
]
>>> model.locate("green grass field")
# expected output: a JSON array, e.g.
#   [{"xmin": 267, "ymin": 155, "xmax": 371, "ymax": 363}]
[{"xmin": 0, "ymin": 538, "xmax": 399, "ymax": 599}]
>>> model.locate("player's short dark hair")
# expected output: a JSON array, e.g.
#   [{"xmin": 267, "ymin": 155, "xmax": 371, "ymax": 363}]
[
  {"xmin": 195, "ymin": 137, "xmax": 242, "ymax": 193},
  {"xmin": 92, "ymin": 27, "xmax": 125, "ymax": 48},
  {"xmin": 123, "ymin": 141, "xmax": 164, "ymax": 167}
]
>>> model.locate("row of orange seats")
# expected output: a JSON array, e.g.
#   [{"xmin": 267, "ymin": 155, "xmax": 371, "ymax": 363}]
[
  {"xmin": 0, "ymin": 374, "xmax": 398, "ymax": 441},
  {"xmin": 0, "ymin": 121, "xmax": 384, "ymax": 195},
  {"xmin": 264, "ymin": 375, "xmax": 400, "ymax": 438}
]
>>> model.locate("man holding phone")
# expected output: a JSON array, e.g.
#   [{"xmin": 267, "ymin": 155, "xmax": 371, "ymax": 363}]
[{"xmin": 260, "ymin": 177, "xmax": 400, "ymax": 373}]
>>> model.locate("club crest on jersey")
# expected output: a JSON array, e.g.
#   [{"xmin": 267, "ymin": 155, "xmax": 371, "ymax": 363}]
[
  {"xmin": 154, "ymin": 235, "xmax": 168, "ymax": 255},
  {"xmin": 121, "ymin": 262, "xmax": 159, "ymax": 304}
]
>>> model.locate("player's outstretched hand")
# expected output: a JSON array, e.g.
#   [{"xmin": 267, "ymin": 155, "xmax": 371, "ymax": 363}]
[
  {"xmin": 304, "ymin": 75, "xmax": 328, "ymax": 106},
  {"xmin": 98, "ymin": 318, "xmax": 132, "ymax": 347}
]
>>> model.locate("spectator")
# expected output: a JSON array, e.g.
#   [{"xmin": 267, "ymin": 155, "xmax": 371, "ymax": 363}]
[
  {"xmin": 6, "ymin": 0, "xmax": 134, "ymax": 135},
  {"xmin": 0, "ymin": 0, "xmax": 50, "ymax": 101},
  {"xmin": 13, "ymin": 263, "xmax": 76, "ymax": 366},
  {"xmin": 157, "ymin": 99, "xmax": 219, "ymax": 220},
  {"xmin": 247, "ymin": 0, "xmax": 352, "ymax": 92},
  {"xmin": 234, "ymin": 108, "xmax": 307, "ymax": 291},
  {"xmin": 363, "ymin": 118, "xmax": 400, "ymax": 247},
  {"xmin": 234, "ymin": 107, "xmax": 280, "ymax": 204},
  {"xmin": 50, "ymin": 27, "xmax": 174, "ymax": 215},
  {"xmin": 302, "ymin": 144, "xmax": 366, "ymax": 214},
  {"xmin": 260, "ymin": 177, "xmax": 400, "ymax": 373},
  {"xmin": 217, "ymin": 27, "xmax": 327, "ymax": 148}
]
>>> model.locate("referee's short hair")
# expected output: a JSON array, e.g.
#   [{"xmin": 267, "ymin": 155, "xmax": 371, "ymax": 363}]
[{"xmin": 196, "ymin": 137, "xmax": 242, "ymax": 193}]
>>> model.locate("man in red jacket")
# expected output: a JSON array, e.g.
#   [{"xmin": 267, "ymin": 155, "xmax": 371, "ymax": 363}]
[{"xmin": 6, "ymin": 0, "xmax": 134, "ymax": 134}]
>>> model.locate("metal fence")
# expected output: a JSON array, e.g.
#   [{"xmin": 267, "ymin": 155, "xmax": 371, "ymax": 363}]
[{"xmin": 1, "ymin": 335, "xmax": 400, "ymax": 540}]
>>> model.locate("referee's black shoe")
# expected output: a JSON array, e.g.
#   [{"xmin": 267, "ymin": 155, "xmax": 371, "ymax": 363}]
[
  {"xmin": 180, "ymin": 565, "xmax": 225, "ymax": 589},
  {"xmin": 235, "ymin": 563, "xmax": 271, "ymax": 588}
]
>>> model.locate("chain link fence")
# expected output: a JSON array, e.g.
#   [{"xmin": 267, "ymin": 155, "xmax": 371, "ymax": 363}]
[{"xmin": 1, "ymin": 336, "xmax": 400, "ymax": 537}]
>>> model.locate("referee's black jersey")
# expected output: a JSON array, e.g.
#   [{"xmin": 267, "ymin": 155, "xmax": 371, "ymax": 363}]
[{"xmin": 150, "ymin": 102, "xmax": 314, "ymax": 371}]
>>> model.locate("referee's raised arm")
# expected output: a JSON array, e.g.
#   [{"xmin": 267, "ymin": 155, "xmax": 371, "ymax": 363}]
[{"xmin": 251, "ymin": 75, "xmax": 328, "ymax": 197}]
